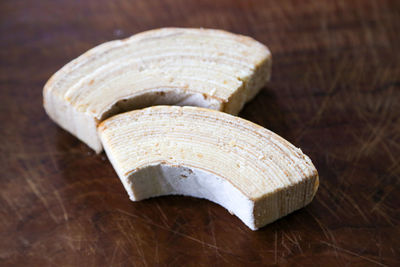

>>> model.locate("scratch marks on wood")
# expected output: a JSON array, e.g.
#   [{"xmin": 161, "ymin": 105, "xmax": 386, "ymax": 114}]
[
  {"xmin": 341, "ymin": 193, "xmax": 370, "ymax": 223},
  {"xmin": 321, "ymin": 241, "xmax": 387, "ymax": 267},
  {"xmin": 371, "ymin": 202, "xmax": 396, "ymax": 227},
  {"xmin": 282, "ymin": 231, "xmax": 303, "ymax": 254},
  {"xmin": 116, "ymin": 208, "xmax": 231, "ymax": 254},
  {"xmin": 0, "ymin": 193, "xmax": 23, "ymax": 221},
  {"xmin": 54, "ymin": 190, "xmax": 68, "ymax": 222},
  {"xmin": 110, "ymin": 242, "xmax": 119, "ymax": 266},
  {"xmin": 275, "ymin": 228, "xmax": 305, "ymax": 259},
  {"xmin": 311, "ymin": 57, "xmax": 347, "ymax": 124},
  {"xmin": 280, "ymin": 231, "xmax": 291, "ymax": 256},
  {"xmin": 350, "ymin": 80, "xmax": 399, "ymax": 164},
  {"xmin": 61, "ymin": 234, "xmax": 97, "ymax": 252},
  {"xmin": 307, "ymin": 210, "xmax": 340, "ymax": 260},
  {"xmin": 371, "ymin": 185, "xmax": 396, "ymax": 213},
  {"xmin": 132, "ymin": 231, "xmax": 148, "ymax": 267},
  {"xmin": 115, "ymin": 219, "xmax": 148, "ymax": 266},
  {"xmin": 155, "ymin": 202, "xmax": 169, "ymax": 228},
  {"xmin": 207, "ymin": 206, "xmax": 228, "ymax": 264},
  {"xmin": 316, "ymin": 195, "xmax": 341, "ymax": 221},
  {"xmin": 26, "ymin": 178, "xmax": 59, "ymax": 223}
]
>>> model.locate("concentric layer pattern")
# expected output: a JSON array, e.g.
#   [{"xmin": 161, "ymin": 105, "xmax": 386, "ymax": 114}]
[
  {"xmin": 44, "ymin": 28, "xmax": 271, "ymax": 152},
  {"xmin": 99, "ymin": 106, "xmax": 319, "ymax": 230}
]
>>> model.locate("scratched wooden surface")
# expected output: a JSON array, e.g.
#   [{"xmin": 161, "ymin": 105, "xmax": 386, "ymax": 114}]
[{"xmin": 1, "ymin": 0, "xmax": 399, "ymax": 266}]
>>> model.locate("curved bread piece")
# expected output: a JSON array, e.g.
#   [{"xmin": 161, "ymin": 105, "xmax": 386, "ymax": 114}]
[
  {"xmin": 98, "ymin": 106, "xmax": 318, "ymax": 230},
  {"xmin": 44, "ymin": 28, "xmax": 271, "ymax": 153}
]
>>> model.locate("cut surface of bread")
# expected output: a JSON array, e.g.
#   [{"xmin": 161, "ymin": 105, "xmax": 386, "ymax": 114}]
[
  {"xmin": 44, "ymin": 28, "xmax": 271, "ymax": 152},
  {"xmin": 98, "ymin": 106, "xmax": 319, "ymax": 230}
]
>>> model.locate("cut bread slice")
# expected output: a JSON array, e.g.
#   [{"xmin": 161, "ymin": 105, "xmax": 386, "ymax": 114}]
[
  {"xmin": 98, "ymin": 106, "xmax": 318, "ymax": 230},
  {"xmin": 44, "ymin": 28, "xmax": 271, "ymax": 153}
]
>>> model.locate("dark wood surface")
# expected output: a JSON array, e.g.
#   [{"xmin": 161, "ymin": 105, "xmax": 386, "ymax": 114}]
[{"xmin": 1, "ymin": 0, "xmax": 399, "ymax": 266}]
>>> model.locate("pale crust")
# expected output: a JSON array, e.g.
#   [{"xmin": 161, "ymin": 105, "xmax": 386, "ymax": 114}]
[
  {"xmin": 43, "ymin": 28, "xmax": 271, "ymax": 152},
  {"xmin": 98, "ymin": 106, "xmax": 319, "ymax": 230}
]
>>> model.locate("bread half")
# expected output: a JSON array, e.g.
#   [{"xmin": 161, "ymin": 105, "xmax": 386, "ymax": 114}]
[
  {"xmin": 44, "ymin": 28, "xmax": 271, "ymax": 152},
  {"xmin": 98, "ymin": 106, "xmax": 318, "ymax": 230}
]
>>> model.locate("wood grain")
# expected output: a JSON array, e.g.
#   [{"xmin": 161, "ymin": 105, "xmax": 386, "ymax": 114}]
[{"xmin": 0, "ymin": 0, "xmax": 399, "ymax": 266}]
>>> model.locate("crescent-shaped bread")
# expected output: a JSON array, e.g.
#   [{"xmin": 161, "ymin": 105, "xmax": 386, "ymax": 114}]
[
  {"xmin": 98, "ymin": 106, "xmax": 318, "ymax": 230},
  {"xmin": 44, "ymin": 28, "xmax": 271, "ymax": 152}
]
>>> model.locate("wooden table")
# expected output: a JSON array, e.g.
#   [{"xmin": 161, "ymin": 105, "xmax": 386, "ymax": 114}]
[{"xmin": 1, "ymin": 0, "xmax": 399, "ymax": 266}]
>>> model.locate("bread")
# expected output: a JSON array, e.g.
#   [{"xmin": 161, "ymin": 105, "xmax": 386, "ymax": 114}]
[
  {"xmin": 98, "ymin": 106, "xmax": 319, "ymax": 230},
  {"xmin": 43, "ymin": 28, "xmax": 271, "ymax": 153}
]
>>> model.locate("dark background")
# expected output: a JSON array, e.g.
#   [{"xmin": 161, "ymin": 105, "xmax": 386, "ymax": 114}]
[{"xmin": 1, "ymin": 0, "xmax": 399, "ymax": 266}]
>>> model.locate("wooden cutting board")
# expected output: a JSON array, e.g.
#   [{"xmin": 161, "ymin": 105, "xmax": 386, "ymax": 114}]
[{"xmin": 1, "ymin": 0, "xmax": 399, "ymax": 266}]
